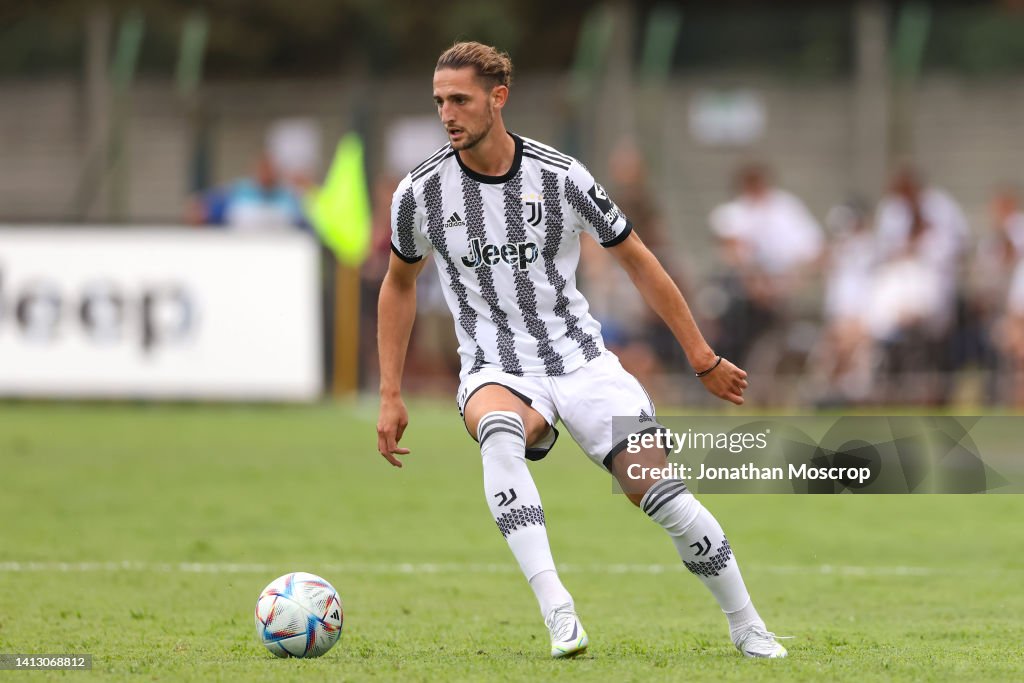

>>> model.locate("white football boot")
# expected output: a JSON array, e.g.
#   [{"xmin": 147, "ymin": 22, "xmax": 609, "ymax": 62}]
[
  {"xmin": 544, "ymin": 603, "xmax": 588, "ymax": 658},
  {"xmin": 734, "ymin": 625, "xmax": 789, "ymax": 658}
]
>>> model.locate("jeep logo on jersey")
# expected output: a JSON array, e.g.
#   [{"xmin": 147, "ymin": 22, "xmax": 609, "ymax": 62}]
[{"xmin": 461, "ymin": 237, "xmax": 539, "ymax": 270}]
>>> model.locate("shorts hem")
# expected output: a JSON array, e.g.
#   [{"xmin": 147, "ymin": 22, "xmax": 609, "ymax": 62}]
[
  {"xmin": 459, "ymin": 383, "xmax": 557, "ymax": 457},
  {"xmin": 601, "ymin": 424, "xmax": 667, "ymax": 471}
]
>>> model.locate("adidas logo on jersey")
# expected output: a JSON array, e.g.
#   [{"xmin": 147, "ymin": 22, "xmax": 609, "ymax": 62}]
[
  {"xmin": 444, "ymin": 212, "xmax": 466, "ymax": 228},
  {"xmin": 462, "ymin": 237, "xmax": 539, "ymax": 270},
  {"xmin": 639, "ymin": 409, "xmax": 653, "ymax": 423}
]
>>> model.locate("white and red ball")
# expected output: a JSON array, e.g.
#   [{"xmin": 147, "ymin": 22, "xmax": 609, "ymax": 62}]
[{"xmin": 255, "ymin": 572, "xmax": 343, "ymax": 658}]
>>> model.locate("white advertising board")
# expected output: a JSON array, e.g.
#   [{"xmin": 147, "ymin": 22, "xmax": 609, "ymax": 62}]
[{"xmin": 0, "ymin": 228, "xmax": 323, "ymax": 400}]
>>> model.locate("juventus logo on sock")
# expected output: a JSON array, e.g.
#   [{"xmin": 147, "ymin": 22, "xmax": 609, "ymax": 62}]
[
  {"xmin": 690, "ymin": 535, "xmax": 712, "ymax": 556},
  {"xmin": 683, "ymin": 538, "xmax": 733, "ymax": 578},
  {"xmin": 494, "ymin": 488, "xmax": 518, "ymax": 507}
]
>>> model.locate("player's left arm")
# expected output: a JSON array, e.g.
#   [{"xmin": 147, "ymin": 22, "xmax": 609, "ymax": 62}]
[{"xmin": 607, "ymin": 230, "xmax": 748, "ymax": 404}]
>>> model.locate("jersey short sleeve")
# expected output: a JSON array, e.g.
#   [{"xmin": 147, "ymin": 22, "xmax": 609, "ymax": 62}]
[
  {"xmin": 390, "ymin": 176, "xmax": 431, "ymax": 263},
  {"xmin": 564, "ymin": 161, "xmax": 633, "ymax": 247}
]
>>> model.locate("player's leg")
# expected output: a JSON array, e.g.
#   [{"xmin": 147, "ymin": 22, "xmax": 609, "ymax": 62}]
[
  {"xmin": 462, "ymin": 383, "xmax": 587, "ymax": 658},
  {"xmin": 552, "ymin": 352, "xmax": 784, "ymax": 658},
  {"xmin": 609, "ymin": 444, "xmax": 785, "ymax": 658}
]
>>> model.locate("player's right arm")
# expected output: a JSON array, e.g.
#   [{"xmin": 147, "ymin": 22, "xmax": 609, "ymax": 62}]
[
  {"xmin": 377, "ymin": 253, "xmax": 427, "ymax": 467},
  {"xmin": 377, "ymin": 177, "xmax": 432, "ymax": 467}
]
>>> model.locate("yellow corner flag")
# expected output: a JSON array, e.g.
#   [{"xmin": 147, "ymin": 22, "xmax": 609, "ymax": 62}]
[{"xmin": 306, "ymin": 133, "xmax": 371, "ymax": 266}]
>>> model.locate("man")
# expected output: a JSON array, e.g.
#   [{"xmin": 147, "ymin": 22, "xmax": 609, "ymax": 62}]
[
  {"xmin": 708, "ymin": 163, "xmax": 824, "ymax": 372},
  {"xmin": 872, "ymin": 165, "xmax": 968, "ymax": 404},
  {"xmin": 376, "ymin": 41, "xmax": 786, "ymax": 660},
  {"xmin": 186, "ymin": 153, "xmax": 308, "ymax": 232}
]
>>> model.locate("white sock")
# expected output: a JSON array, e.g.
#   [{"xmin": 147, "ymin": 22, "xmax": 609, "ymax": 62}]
[
  {"xmin": 529, "ymin": 569, "xmax": 573, "ymax": 618},
  {"xmin": 478, "ymin": 411, "xmax": 572, "ymax": 617},
  {"xmin": 641, "ymin": 478, "xmax": 765, "ymax": 641},
  {"xmin": 723, "ymin": 598, "xmax": 763, "ymax": 642}
]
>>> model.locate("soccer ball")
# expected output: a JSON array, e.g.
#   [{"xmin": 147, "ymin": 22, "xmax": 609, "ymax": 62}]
[{"xmin": 254, "ymin": 572, "xmax": 344, "ymax": 658}]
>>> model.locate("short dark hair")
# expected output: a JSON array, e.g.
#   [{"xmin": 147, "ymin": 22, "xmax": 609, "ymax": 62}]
[{"xmin": 436, "ymin": 41, "xmax": 513, "ymax": 89}]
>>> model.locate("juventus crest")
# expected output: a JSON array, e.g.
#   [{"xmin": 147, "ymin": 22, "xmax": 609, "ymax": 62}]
[
  {"xmin": 525, "ymin": 200, "xmax": 543, "ymax": 227},
  {"xmin": 522, "ymin": 193, "xmax": 543, "ymax": 227}
]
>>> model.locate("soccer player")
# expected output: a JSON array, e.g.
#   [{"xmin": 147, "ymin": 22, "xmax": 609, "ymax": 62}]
[{"xmin": 376, "ymin": 41, "xmax": 787, "ymax": 659}]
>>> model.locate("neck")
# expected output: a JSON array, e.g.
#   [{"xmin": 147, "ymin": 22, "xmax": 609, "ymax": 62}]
[{"xmin": 458, "ymin": 122, "xmax": 514, "ymax": 177}]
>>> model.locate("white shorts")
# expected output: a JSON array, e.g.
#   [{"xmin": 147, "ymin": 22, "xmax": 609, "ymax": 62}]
[{"xmin": 456, "ymin": 351, "xmax": 660, "ymax": 470}]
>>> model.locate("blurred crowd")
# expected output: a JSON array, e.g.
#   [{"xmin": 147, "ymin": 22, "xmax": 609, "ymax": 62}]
[
  {"xmin": 572, "ymin": 148, "xmax": 1024, "ymax": 408},
  {"xmin": 649, "ymin": 159, "xmax": 1023, "ymax": 408},
  {"xmin": 187, "ymin": 131, "xmax": 1024, "ymax": 408}
]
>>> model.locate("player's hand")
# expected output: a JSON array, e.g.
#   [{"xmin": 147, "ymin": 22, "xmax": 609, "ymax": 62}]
[
  {"xmin": 698, "ymin": 357, "xmax": 748, "ymax": 405},
  {"xmin": 376, "ymin": 396, "xmax": 411, "ymax": 467}
]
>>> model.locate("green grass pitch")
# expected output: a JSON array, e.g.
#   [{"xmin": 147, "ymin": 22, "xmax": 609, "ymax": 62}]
[{"xmin": 1, "ymin": 402, "xmax": 1022, "ymax": 681}]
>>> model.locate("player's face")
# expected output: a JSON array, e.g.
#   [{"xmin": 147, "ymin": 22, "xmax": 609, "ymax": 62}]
[{"xmin": 433, "ymin": 68, "xmax": 500, "ymax": 151}]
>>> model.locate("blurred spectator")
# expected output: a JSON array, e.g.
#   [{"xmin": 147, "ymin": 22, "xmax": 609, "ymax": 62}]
[
  {"xmin": 708, "ymin": 163, "xmax": 824, "ymax": 377},
  {"xmin": 874, "ymin": 165, "xmax": 967, "ymax": 314},
  {"xmin": 186, "ymin": 153, "xmax": 308, "ymax": 231},
  {"xmin": 1002, "ymin": 263, "xmax": 1024, "ymax": 406},
  {"xmin": 868, "ymin": 165, "xmax": 969, "ymax": 404},
  {"xmin": 823, "ymin": 200, "xmax": 877, "ymax": 327},
  {"xmin": 982, "ymin": 187, "xmax": 1024, "ymax": 403},
  {"xmin": 974, "ymin": 186, "xmax": 1024, "ymax": 280},
  {"xmin": 808, "ymin": 199, "xmax": 878, "ymax": 404},
  {"xmin": 579, "ymin": 140, "xmax": 684, "ymax": 402}
]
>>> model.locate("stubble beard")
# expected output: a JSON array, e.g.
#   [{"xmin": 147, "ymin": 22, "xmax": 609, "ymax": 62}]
[{"xmin": 451, "ymin": 108, "xmax": 494, "ymax": 152}]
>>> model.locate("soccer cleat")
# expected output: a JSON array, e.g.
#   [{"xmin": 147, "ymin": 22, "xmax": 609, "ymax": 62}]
[
  {"xmin": 734, "ymin": 626, "xmax": 789, "ymax": 658},
  {"xmin": 544, "ymin": 603, "xmax": 588, "ymax": 658}
]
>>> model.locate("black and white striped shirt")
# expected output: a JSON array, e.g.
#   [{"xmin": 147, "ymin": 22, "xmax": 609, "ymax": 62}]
[{"xmin": 390, "ymin": 132, "xmax": 633, "ymax": 380}]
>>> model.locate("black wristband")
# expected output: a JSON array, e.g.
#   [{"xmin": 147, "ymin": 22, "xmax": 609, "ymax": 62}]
[{"xmin": 695, "ymin": 355, "xmax": 723, "ymax": 378}]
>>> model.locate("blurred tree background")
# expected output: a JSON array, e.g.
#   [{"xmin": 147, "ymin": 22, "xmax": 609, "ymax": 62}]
[
  {"xmin": 0, "ymin": 0, "xmax": 591, "ymax": 77},
  {"xmin": 4, "ymin": 1, "xmax": 1024, "ymax": 80}
]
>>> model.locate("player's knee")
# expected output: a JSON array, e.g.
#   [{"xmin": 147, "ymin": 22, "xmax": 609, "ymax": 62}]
[
  {"xmin": 476, "ymin": 409, "xmax": 548, "ymax": 448},
  {"xmin": 609, "ymin": 442, "xmax": 670, "ymax": 505},
  {"xmin": 477, "ymin": 410, "xmax": 527, "ymax": 455},
  {"xmin": 623, "ymin": 478, "xmax": 661, "ymax": 508},
  {"xmin": 640, "ymin": 479, "xmax": 701, "ymax": 534}
]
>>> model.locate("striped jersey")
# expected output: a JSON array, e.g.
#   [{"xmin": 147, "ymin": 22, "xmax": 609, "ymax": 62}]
[{"xmin": 390, "ymin": 132, "xmax": 633, "ymax": 381}]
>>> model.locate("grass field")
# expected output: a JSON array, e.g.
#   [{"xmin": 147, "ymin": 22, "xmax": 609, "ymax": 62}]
[{"xmin": 1, "ymin": 401, "xmax": 1023, "ymax": 681}]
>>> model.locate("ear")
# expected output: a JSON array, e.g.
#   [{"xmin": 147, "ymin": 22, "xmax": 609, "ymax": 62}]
[{"xmin": 491, "ymin": 84, "xmax": 509, "ymax": 109}]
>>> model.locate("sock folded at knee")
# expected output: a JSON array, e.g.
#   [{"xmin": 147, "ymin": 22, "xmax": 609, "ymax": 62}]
[{"xmin": 478, "ymin": 411, "xmax": 571, "ymax": 614}]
